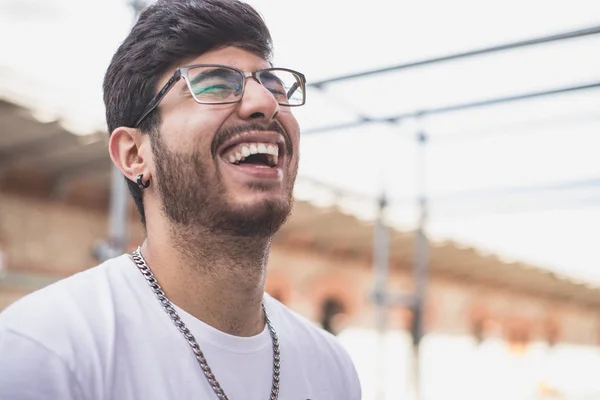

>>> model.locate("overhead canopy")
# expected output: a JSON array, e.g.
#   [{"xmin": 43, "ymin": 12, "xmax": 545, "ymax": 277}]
[{"xmin": 0, "ymin": 99, "xmax": 110, "ymax": 206}]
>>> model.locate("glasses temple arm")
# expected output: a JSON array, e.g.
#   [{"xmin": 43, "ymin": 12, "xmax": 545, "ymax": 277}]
[
  {"xmin": 287, "ymin": 82, "xmax": 300, "ymax": 100},
  {"xmin": 133, "ymin": 70, "xmax": 182, "ymax": 128},
  {"xmin": 286, "ymin": 73, "xmax": 306, "ymax": 100}
]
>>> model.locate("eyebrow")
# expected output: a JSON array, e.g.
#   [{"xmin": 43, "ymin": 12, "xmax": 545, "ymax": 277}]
[
  {"xmin": 186, "ymin": 68, "xmax": 236, "ymax": 89},
  {"xmin": 259, "ymin": 70, "xmax": 283, "ymax": 84}
]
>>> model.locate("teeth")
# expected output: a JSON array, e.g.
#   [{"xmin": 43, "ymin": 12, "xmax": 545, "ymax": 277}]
[{"xmin": 225, "ymin": 142, "xmax": 281, "ymax": 166}]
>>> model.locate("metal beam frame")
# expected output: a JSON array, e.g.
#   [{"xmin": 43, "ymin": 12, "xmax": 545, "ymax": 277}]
[
  {"xmin": 309, "ymin": 25, "xmax": 600, "ymax": 88},
  {"xmin": 304, "ymin": 81, "xmax": 600, "ymax": 135}
]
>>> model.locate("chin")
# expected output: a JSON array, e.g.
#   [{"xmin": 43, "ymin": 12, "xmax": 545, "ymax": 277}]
[
  {"xmin": 233, "ymin": 191, "xmax": 289, "ymax": 206},
  {"xmin": 231, "ymin": 194, "xmax": 292, "ymax": 216},
  {"xmin": 215, "ymin": 194, "xmax": 293, "ymax": 238},
  {"xmin": 226, "ymin": 179, "xmax": 291, "ymax": 203}
]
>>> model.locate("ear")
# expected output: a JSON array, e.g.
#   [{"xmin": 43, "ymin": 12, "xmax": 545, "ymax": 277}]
[{"xmin": 108, "ymin": 127, "xmax": 151, "ymax": 183}]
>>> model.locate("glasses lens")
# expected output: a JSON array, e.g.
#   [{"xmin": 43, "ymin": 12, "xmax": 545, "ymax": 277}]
[
  {"xmin": 258, "ymin": 69, "xmax": 305, "ymax": 106},
  {"xmin": 186, "ymin": 67, "xmax": 243, "ymax": 103}
]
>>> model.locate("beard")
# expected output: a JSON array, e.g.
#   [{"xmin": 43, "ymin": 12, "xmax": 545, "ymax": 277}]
[{"xmin": 150, "ymin": 125, "xmax": 295, "ymax": 238}]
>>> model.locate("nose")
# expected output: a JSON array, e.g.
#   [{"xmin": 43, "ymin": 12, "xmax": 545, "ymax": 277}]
[{"xmin": 236, "ymin": 77, "xmax": 280, "ymax": 121}]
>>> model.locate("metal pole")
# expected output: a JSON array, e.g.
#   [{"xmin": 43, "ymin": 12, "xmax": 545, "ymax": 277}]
[
  {"xmin": 107, "ymin": 165, "xmax": 129, "ymax": 256},
  {"xmin": 129, "ymin": 0, "xmax": 149, "ymax": 19},
  {"xmin": 304, "ymin": 81, "xmax": 600, "ymax": 135},
  {"xmin": 373, "ymin": 194, "xmax": 390, "ymax": 400},
  {"xmin": 309, "ymin": 25, "xmax": 600, "ymax": 87},
  {"xmin": 100, "ymin": 0, "xmax": 148, "ymax": 261},
  {"xmin": 411, "ymin": 127, "xmax": 429, "ymax": 400}
]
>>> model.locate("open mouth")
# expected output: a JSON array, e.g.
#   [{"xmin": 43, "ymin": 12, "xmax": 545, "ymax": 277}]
[{"xmin": 220, "ymin": 142, "xmax": 281, "ymax": 169}]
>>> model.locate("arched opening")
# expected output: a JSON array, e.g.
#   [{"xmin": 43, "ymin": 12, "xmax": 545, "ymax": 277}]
[
  {"xmin": 468, "ymin": 302, "xmax": 490, "ymax": 345},
  {"xmin": 543, "ymin": 316, "xmax": 560, "ymax": 348},
  {"xmin": 319, "ymin": 297, "xmax": 347, "ymax": 336},
  {"xmin": 505, "ymin": 318, "xmax": 531, "ymax": 355},
  {"xmin": 471, "ymin": 316, "xmax": 487, "ymax": 344}
]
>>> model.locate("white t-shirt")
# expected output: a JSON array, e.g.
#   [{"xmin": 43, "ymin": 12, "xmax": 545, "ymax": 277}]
[{"xmin": 0, "ymin": 254, "xmax": 361, "ymax": 400}]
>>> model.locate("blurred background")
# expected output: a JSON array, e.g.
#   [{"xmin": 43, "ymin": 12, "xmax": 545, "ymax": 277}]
[{"xmin": 1, "ymin": 0, "xmax": 600, "ymax": 399}]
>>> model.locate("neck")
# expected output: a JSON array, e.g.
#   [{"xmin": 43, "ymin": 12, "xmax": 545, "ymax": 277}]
[{"xmin": 140, "ymin": 219, "xmax": 272, "ymax": 337}]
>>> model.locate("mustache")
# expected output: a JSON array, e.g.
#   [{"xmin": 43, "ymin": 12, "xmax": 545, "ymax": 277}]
[{"xmin": 211, "ymin": 120, "xmax": 292, "ymax": 158}]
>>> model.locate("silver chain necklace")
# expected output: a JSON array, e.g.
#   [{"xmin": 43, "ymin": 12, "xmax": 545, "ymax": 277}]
[{"xmin": 131, "ymin": 248, "xmax": 281, "ymax": 400}]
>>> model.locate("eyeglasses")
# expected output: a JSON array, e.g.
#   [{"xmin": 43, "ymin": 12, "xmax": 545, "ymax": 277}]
[{"xmin": 133, "ymin": 64, "xmax": 306, "ymax": 127}]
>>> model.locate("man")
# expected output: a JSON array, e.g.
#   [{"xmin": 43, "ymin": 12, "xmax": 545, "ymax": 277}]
[{"xmin": 0, "ymin": 0, "xmax": 362, "ymax": 399}]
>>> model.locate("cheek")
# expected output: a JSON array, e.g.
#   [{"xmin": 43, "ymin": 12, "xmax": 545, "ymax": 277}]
[
  {"xmin": 279, "ymin": 113, "xmax": 300, "ymax": 144},
  {"xmin": 161, "ymin": 113, "xmax": 222, "ymax": 155}
]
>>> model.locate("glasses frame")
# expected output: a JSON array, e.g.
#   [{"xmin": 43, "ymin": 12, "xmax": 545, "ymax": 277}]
[{"xmin": 132, "ymin": 64, "xmax": 306, "ymax": 128}]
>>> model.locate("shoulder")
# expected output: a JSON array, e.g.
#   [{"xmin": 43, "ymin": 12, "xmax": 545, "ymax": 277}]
[
  {"xmin": 0, "ymin": 324, "xmax": 87, "ymax": 400},
  {"xmin": 0, "ymin": 255, "xmax": 135, "ymax": 399},
  {"xmin": 0, "ymin": 254, "xmax": 132, "ymax": 349},
  {"xmin": 263, "ymin": 294, "xmax": 362, "ymax": 398}
]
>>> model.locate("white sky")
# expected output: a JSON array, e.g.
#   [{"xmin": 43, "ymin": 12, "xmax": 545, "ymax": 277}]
[{"xmin": 1, "ymin": 0, "xmax": 599, "ymax": 283}]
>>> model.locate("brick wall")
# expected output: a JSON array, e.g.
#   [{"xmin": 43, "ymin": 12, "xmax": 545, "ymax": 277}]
[{"xmin": 0, "ymin": 192, "xmax": 143, "ymax": 275}]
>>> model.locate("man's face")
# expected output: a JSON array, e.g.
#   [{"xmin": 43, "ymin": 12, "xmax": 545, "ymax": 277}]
[{"xmin": 148, "ymin": 47, "xmax": 300, "ymax": 237}]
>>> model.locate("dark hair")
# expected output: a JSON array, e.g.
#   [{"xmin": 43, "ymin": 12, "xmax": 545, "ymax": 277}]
[{"xmin": 103, "ymin": 0, "xmax": 273, "ymax": 226}]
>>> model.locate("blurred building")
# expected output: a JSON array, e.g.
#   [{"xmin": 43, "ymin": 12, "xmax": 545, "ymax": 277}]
[{"xmin": 2, "ymin": 98, "xmax": 600, "ymax": 398}]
